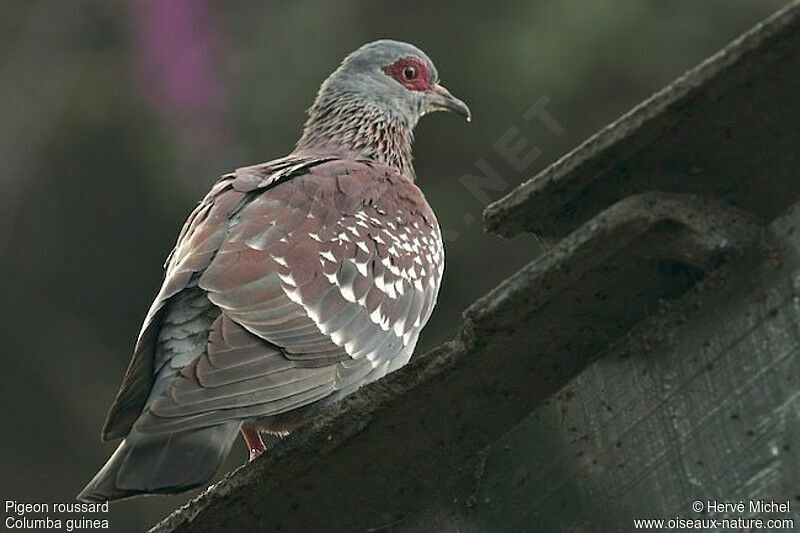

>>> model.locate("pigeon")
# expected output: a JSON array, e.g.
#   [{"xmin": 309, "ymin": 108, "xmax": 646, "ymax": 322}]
[{"xmin": 78, "ymin": 39, "xmax": 470, "ymax": 503}]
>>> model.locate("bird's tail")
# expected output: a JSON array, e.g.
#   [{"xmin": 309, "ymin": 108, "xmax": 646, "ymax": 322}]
[{"xmin": 77, "ymin": 422, "xmax": 240, "ymax": 503}]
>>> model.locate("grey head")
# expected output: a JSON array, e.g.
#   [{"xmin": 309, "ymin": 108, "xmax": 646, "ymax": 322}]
[{"xmin": 295, "ymin": 39, "xmax": 470, "ymax": 177}]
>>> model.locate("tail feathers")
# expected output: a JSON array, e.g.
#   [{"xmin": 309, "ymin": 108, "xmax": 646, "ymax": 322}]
[{"xmin": 77, "ymin": 422, "xmax": 240, "ymax": 503}]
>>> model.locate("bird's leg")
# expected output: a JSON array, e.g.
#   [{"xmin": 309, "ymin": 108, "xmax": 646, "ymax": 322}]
[{"xmin": 240, "ymin": 425, "xmax": 266, "ymax": 462}]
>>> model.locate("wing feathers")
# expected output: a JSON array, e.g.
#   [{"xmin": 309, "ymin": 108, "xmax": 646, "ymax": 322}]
[{"xmin": 120, "ymin": 159, "xmax": 443, "ymax": 438}]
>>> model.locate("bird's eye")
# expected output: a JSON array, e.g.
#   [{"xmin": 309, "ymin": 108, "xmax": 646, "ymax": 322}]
[{"xmin": 402, "ymin": 66, "xmax": 417, "ymax": 80}]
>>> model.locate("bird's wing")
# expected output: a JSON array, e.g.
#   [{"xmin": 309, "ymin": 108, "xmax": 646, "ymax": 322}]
[
  {"xmin": 101, "ymin": 156, "xmax": 330, "ymax": 440},
  {"xmin": 132, "ymin": 159, "xmax": 445, "ymax": 435}
]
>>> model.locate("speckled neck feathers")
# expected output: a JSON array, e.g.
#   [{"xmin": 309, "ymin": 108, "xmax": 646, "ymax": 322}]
[{"xmin": 295, "ymin": 88, "xmax": 417, "ymax": 179}]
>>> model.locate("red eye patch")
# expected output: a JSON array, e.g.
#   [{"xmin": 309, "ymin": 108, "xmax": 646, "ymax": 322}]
[{"xmin": 382, "ymin": 57, "xmax": 434, "ymax": 92}]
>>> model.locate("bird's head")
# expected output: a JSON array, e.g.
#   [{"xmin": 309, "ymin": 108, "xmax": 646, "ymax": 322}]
[
  {"xmin": 297, "ymin": 40, "xmax": 470, "ymax": 175},
  {"xmin": 328, "ymin": 39, "xmax": 471, "ymax": 125}
]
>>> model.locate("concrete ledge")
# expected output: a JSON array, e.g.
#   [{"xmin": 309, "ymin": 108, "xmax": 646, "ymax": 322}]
[
  {"xmin": 484, "ymin": 0, "xmax": 800, "ymax": 241},
  {"xmin": 468, "ymin": 193, "xmax": 764, "ymax": 369},
  {"xmin": 462, "ymin": 203, "xmax": 800, "ymax": 532},
  {"xmin": 151, "ymin": 193, "xmax": 764, "ymax": 532}
]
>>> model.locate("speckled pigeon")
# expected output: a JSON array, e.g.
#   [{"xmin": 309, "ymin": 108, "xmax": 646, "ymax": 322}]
[{"xmin": 78, "ymin": 40, "xmax": 470, "ymax": 502}]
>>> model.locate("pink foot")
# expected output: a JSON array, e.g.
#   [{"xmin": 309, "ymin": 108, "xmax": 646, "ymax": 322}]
[{"xmin": 241, "ymin": 425, "xmax": 266, "ymax": 462}]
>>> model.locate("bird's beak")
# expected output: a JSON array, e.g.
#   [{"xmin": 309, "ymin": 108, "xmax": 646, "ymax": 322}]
[{"xmin": 429, "ymin": 84, "xmax": 471, "ymax": 122}]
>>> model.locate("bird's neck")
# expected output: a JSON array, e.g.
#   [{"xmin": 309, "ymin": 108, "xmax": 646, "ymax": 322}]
[{"xmin": 295, "ymin": 94, "xmax": 416, "ymax": 178}]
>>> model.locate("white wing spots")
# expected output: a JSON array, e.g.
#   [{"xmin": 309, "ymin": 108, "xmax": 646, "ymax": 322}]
[
  {"xmin": 392, "ymin": 306, "xmax": 410, "ymax": 337},
  {"xmin": 272, "ymin": 255, "xmax": 288, "ymax": 267},
  {"xmin": 278, "ymin": 272, "xmax": 297, "ymax": 287},
  {"xmin": 374, "ymin": 272, "xmax": 397, "ymax": 299},
  {"xmin": 329, "ymin": 328, "xmax": 348, "ymax": 346},
  {"xmin": 369, "ymin": 305, "xmax": 388, "ymax": 331},
  {"xmin": 357, "ymin": 291, "xmax": 369, "ymax": 306},
  {"xmin": 384, "ymin": 278, "xmax": 397, "ymax": 298},
  {"xmin": 381, "ymin": 228, "xmax": 396, "ymax": 242},
  {"xmin": 370, "ymin": 302, "xmax": 393, "ymax": 331},
  {"xmin": 395, "ymin": 279, "xmax": 406, "ymax": 296},
  {"xmin": 373, "ymin": 271, "xmax": 386, "ymax": 292},
  {"xmin": 332, "ymin": 260, "xmax": 359, "ymax": 303},
  {"xmin": 302, "ymin": 299, "xmax": 322, "ymax": 323},
  {"xmin": 283, "ymin": 207, "xmax": 446, "ymax": 362},
  {"xmin": 283, "ymin": 285, "xmax": 303, "ymax": 305},
  {"xmin": 354, "ymin": 259, "xmax": 369, "ymax": 277},
  {"xmin": 339, "ymin": 282, "xmax": 357, "ymax": 303}
]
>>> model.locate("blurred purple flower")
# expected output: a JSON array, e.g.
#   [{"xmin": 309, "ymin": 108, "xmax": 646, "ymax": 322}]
[
  {"xmin": 130, "ymin": 0, "xmax": 227, "ymax": 121},
  {"xmin": 128, "ymin": 0, "xmax": 244, "ymax": 194}
]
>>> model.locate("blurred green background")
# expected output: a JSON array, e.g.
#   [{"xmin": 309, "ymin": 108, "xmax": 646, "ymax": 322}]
[{"xmin": 0, "ymin": 0, "xmax": 790, "ymax": 530}]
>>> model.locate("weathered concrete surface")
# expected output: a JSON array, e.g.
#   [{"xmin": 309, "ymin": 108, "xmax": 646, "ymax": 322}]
[
  {"xmin": 465, "ymin": 193, "xmax": 763, "ymax": 369},
  {"xmin": 459, "ymin": 204, "xmax": 800, "ymax": 533},
  {"xmin": 150, "ymin": 194, "xmax": 763, "ymax": 533},
  {"xmin": 484, "ymin": 0, "xmax": 800, "ymax": 241}
]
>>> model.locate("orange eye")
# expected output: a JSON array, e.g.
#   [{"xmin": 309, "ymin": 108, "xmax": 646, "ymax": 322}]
[{"xmin": 402, "ymin": 66, "xmax": 417, "ymax": 80}]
